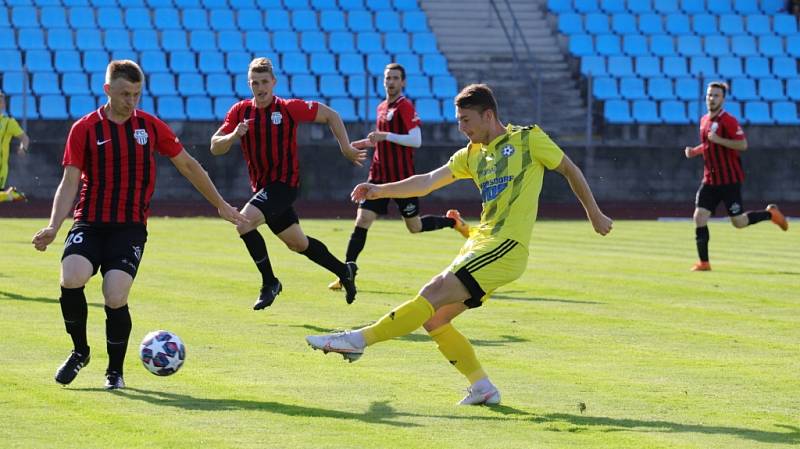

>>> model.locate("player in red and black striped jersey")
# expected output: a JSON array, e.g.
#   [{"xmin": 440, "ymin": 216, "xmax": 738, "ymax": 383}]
[
  {"xmin": 684, "ymin": 81, "xmax": 788, "ymax": 271},
  {"xmin": 328, "ymin": 63, "xmax": 470, "ymax": 291},
  {"xmin": 211, "ymin": 57, "xmax": 367, "ymax": 309},
  {"xmin": 32, "ymin": 60, "xmax": 246, "ymax": 389}
]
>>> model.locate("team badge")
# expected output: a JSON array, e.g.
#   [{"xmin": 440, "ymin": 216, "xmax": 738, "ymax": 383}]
[
  {"xmin": 271, "ymin": 112, "xmax": 282, "ymax": 125},
  {"xmin": 501, "ymin": 145, "xmax": 515, "ymax": 157},
  {"xmin": 386, "ymin": 108, "xmax": 395, "ymax": 121},
  {"xmin": 134, "ymin": 129, "xmax": 148, "ymax": 145}
]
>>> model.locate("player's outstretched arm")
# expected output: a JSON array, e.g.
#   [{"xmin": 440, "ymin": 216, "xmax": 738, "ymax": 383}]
[
  {"xmin": 554, "ymin": 155, "xmax": 613, "ymax": 236},
  {"xmin": 351, "ymin": 165, "xmax": 456, "ymax": 203},
  {"xmin": 314, "ymin": 103, "xmax": 367, "ymax": 167},
  {"xmin": 170, "ymin": 150, "xmax": 248, "ymax": 226},
  {"xmin": 32, "ymin": 166, "xmax": 81, "ymax": 251},
  {"xmin": 210, "ymin": 119, "xmax": 250, "ymax": 156}
]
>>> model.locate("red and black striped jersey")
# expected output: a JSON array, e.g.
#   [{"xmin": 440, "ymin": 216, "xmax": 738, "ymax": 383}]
[
  {"xmin": 368, "ymin": 96, "xmax": 422, "ymax": 183},
  {"xmin": 63, "ymin": 107, "xmax": 183, "ymax": 225},
  {"xmin": 218, "ymin": 97, "xmax": 319, "ymax": 191},
  {"xmin": 699, "ymin": 110, "xmax": 746, "ymax": 185}
]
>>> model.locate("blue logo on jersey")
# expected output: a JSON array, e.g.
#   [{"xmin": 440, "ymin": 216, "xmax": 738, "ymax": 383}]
[{"xmin": 480, "ymin": 175, "xmax": 514, "ymax": 202}]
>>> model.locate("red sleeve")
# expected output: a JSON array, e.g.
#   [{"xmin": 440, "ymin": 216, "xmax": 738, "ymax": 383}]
[
  {"xmin": 722, "ymin": 113, "xmax": 746, "ymax": 141},
  {"xmin": 62, "ymin": 121, "xmax": 87, "ymax": 170},
  {"xmin": 152, "ymin": 117, "xmax": 183, "ymax": 157},
  {"xmin": 284, "ymin": 99, "xmax": 319, "ymax": 122},
  {"xmin": 218, "ymin": 101, "xmax": 241, "ymax": 135},
  {"xmin": 398, "ymin": 100, "xmax": 421, "ymax": 130}
]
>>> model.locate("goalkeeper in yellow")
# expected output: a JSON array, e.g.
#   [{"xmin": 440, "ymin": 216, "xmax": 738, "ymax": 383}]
[{"xmin": 306, "ymin": 84, "xmax": 613, "ymax": 405}]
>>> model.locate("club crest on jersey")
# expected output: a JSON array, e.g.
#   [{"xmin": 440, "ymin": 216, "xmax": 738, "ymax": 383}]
[
  {"xmin": 271, "ymin": 112, "xmax": 282, "ymax": 125},
  {"xmin": 386, "ymin": 108, "xmax": 395, "ymax": 121},
  {"xmin": 133, "ymin": 129, "xmax": 148, "ymax": 145},
  {"xmin": 501, "ymin": 145, "xmax": 515, "ymax": 157}
]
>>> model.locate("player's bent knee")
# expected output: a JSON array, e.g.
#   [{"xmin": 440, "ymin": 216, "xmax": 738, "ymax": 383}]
[{"xmin": 104, "ymin": 296, "xmax": 128, "ymax": 309}]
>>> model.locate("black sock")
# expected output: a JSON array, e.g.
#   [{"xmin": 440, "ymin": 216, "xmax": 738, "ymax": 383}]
[
  {"xmin": 345, "ymin": 226, "xmax": 368, "ymax": 262},
  {"xmin": 59, "ymin": 286, "xmax": 89, "ymax": 355},
  {"xmin": 240, "ymin": 230, "xmax": 276, "ymax": 285},
  {"xmin": 420, "ymin": 215, "xmax": 455, "ymax": 232},
  {"xmin": 105, "ymin": 305, "xmax": 132, "ymax": 375},
  {"xmin": 746, "ymin": 210, "xmax": 771, "ymax": 225},
  {"xmin": 302, "ymin": 236, "xmax": 347, "ymax": 278},
  {"xmin": 695, "ymin": 226, "xmax": 710, "ymax": 262}
]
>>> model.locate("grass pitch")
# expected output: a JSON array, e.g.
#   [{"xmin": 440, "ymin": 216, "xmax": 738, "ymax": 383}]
[{"xmin": 0, "ymin": 217, "xmax": 798, "ymax": 449}]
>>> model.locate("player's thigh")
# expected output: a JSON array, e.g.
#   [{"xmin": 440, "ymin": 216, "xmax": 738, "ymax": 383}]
[
  {"xmin": 238, "ymin": 202, "xmax": 266, "ymax": 234},
  {"xmin": 402, "ymin": 215, "xmax": 423, "ymax": 233},
  {"xmin": 276, "ymin": 222, "xmax": 309, "ymax": 252},
  {"xmin": 102, "ymin": 269, "xmax": 135, "ymax": 308},
  {"xmin": 721, "ymin": 183, "xmax": 744, "ymax": 217},
  {"xmin": 419, "ymin": 270, "xmax": 472, "ymax": 309},
  {"xmin": 360, "ymin": 198, "xmax": 389, "ymax": 216},
  {"xmin": 354, "ymin": 207, "xmax": 378, "ymax": 228},
  {"xmin": 693, "ymin": 207, "xmax": 712, "ymax": 226},
  {"xmin": 448, "ymin": 238, "xmax": 528, "ymax": 309},
  {"xmin": 423, "ymin": 302, "xmax": 469, "ymax": 332},
  {"xmin": 60, "ymin": 254, "xmax": 95, "ymax": 288},
  {"xmin": 61, "ymin": 226, "xmax": 104, "ymax": 287},
  {"xmin": 695, "ymin": 184, "xmax": 721, "ymax": 215}
]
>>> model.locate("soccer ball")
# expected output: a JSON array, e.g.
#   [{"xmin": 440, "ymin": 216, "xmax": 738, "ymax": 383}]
[{"xmin": 139, "ymin": 330, "xmax": 186, "ymax": 376}]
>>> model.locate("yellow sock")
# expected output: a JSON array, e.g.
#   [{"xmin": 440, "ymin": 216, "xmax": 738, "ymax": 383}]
[
  {"xmin": 429, "ymin": 323, "xmax": 487, "ymax": 384},
  {"xmin": 361, "ymin": 295, "xmax": 434, "ymax": 346},
  {"xmin": 0, "ymin": 191, "xmax": 9, "ymax": 202}
]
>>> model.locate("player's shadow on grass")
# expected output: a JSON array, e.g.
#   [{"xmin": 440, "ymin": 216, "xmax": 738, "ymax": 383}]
[
  {"xmin": 0, "ymin": 289, "xmax": 102, "ymax": 308},
  {"xmin": 295, "ymin": 324, "xmax": 528, "ymax": 346},
  {"xmin": 491, "ymin": 290, "xmax": 602, "ymax": 305}
]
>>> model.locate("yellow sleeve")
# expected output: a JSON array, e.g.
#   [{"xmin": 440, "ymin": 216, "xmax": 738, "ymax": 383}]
[
  {"xmin": 529, "ymin": 126, "xmax": 564, "ymax": 170},
  {"xmin": 446, "ymin": 147, "xmax": 472, "ymax": 179},
  {"xmin": 7, "ymin": 118, "xmax": 24, "ymax": 137}
]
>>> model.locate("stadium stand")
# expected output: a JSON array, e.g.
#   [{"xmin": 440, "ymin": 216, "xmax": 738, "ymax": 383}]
[
  {"xmin": 0, "ymin": 0, "xmax": 457, "ymax": 122},
  {"xmin": 550, "ymin": 0, "xmax": 800, "ymax": 125}
]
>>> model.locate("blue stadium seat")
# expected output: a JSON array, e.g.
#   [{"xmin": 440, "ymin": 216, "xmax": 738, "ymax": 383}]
[
  {"xmin": 328, "ymin": 32, "xmax": 355, "ymax": 53},
  {"xmin": 76, "ymin": 29, "xmax": 103, "ymax": 51},
  {"xmin": 12, "ymin": 6, "xmax": 39, "ymax": 28},
  {"xmin": 575, "ymin": 0, "xmax": 600, "ymax": 13},
  {"xmin": 405, "ymin": 75, "xmax": 431, "ymax": 98},
  {"xmin": 155, "ymin": 8, "xmax": 182, "ymax": 29},
  {"xmin": 170, "ymin": 51, "xmax": 197, "ymax": 73},
  {"xmin": 774, "ymin": 14, "xmax": 798, "ymax": 36},
  {"xmin": 104, "ymin": 29, "xmax": 132, "ymax": 51},
  {"xmin": 585, "ymin": 13, "xmax": 610, "ymax": 34},
  {"xmin": 178, "ymin": 73, "xmax": 206, "ymax": 96},
  {"xmin": 347, "ymin": 74, "xmax": 376, "ymax": 97},
  {"xmin": 601, "ymin": 0, "xmax": 626, "ymax": 13},
  {"xmin": 653, "ymin": 0, "xmax": 679, "ymax": 14},
  {"xmin": 162, "ymin": 30, "xmax": 189, "ymax": 51},
  {"xmin": 214, "ymin": 96, "xmax": 237, "ymax": 119},
  {"xmin": 48, "ymin": 29, "xmax": 75, "ymax": 51},
  {"xmin": 307, "ymin": 52, "xmax": 335, "ymax": 75},
  {"xmin": 412, "ymin": 32, "xmax": 438, "ymax": 54},
  {"xmin": 55, "ymin": 50, "xmax": 82, "ymax": 72},
  {"xmin": 665, "ymin": 14, "xmax": 691, "ymax": 35},
  {"xmin": 112, "ymin": 50, "xmax": 138, "ymax": 62},
  {"xmin": 199, "ymin": 51, "xmax": 226, "ymax": 73},
  {"xmin": 385, "ymin": 32, "xmax": 411, "ymax": 54},
  {"xmin": 580, "ymin": 56, "xmax": 606, "ymax": 76},
  {"xmin": 402, "ymin": 11, "xmax": 429, "ymax": 33},
  {"xmin": 245, "ymin": 31, "xmax": 272, "ymax": 53},
  {"xmin": 69, "ymin": 7, "xmax": 96, "ymax": 28},
  {"xmin": 132, "ymin": 30, "xmax": 160, "ymax": 52},
  {"xmin": 204, "ymin": 0, "xmax": 230, "ymax": 7},
  {"xmin": 234, "ymin": 73, "xmax": 250, "ymax": 97},
  {"xmin": 689, "ymin": 56, "xmax": 716, "ymax": 76},
  {"xmin": 376, "ymin": 11, "xmax": 402, "ymax": 32},
  {"xmin": 675, "ymin": 77, "xmax": 701, "ymax": 99},
  {"xmin": 704, "ymin": 35, "xmax": 729, "ymax": 56},
  {"xmin": 97, "ymin": 7, "xmax": 124, "ymax": 29},
  {"xmin": 707, "ymin": 0, "xmax": 732, "ymax": 14},
  {"xmin": 639, "ymin": 14, "xmax": 664, "ymax": 34},
  {"xmin": 651, "ymin": 34, "xmax": 676, "ymax": 56},
  {"xmin": 0, "ymin": 30, "xmax": 14, "ymax": 50},
  {"xmin": 149, "ymin": 73, "xmax": 176, "ymax": 96},
  {"xmin": 125, "ymin": 7, "xmax": 151, "ymax": 29},
  {"xmin": 733, "ymin": 0, "xmax": 759, "ymax": 13},
  {"xmin": 731, "ymin": 35, "xmax": 757, "ymax": 57},
  {"xmin": 206, "ymin": 73, "xmax": 233, "ymax": 97},
  {"xmin": 757, "ymin": 35, "xmax": 783, "ymax": 57},
  {"xmin": 285, "ymin": 0, "xmax": 311, "ymax": 8},
  {"xmin": 632, "ymin": 99, "xmax": 660, "ymax": 123},
  {"xmin": 224, "ymin": 51, "xmax": 250, "ymax": 73},
  {"xmin": 319, "ymin": 74, "xmax": 347, "ymax": 97},
  {"xmin": 9, "ymin": 95, "xmax": 39, "ymax": 119},
  {"xmin": 788, "ymin": 79, "xmax": 800, "ymax": 101},
  {"xmin": 312, "ymin": 0, "xmax": 339, "ymax": 9},
  {"xmin": 366, "ymin": 53, "xmax": 391, "ymax": 75},
  {"xmin": 422, "ymin": 53, "xmax": 448, "ymax": 76},
  {"xmin": 358, "ymin": 32, "xmax": 384, "ymax": 53},
  {"xmin": 158, "ymin": 96, "xmax": 186, "ymax": 121},
  {"xmin": 238, "ymin": 9, "xmax": 264, "ymax": 31},
  {"xmin": 635, "ymin": 56, "xmax": 661, "ymax": 77},
  {"xmin": 569, "ymin": 34, "xmax": 594, "ymax": 56},
  {"xmin": 592, "ymin": 76, "xmax": 618, "ymax": 100},
  {"xmin": 679, "ymin": 0, "xmax": 704, "ymax": 14},
  {"xmin": 366, "ymin": 0, "xmax": 393, "ymax": 10},
  {"xmin": 745, "ymin": 15, "xmax": 770, "ymax": 36},
  {"xmin": 25, "ymin": 50, "xmax": 53, "ymax": 72},
  {"xmin": 604, "ymin": 99, "xmax": 632, "ymax": 123},
  {"xmin": 788, "ymin": 36, "xmax": 800, "ymax": 58},
  {"xmin": 717, "ymin": 56, "xmax": 743, "ymax": 77},
  {"xmin": 40, "ymin": 95, "xmax": 69, "ymax": 119},
  {"xmin": 719, "ymin": 14, "xmax": 744, "ymax": 35},
  {"xmin": 69, "ymin": 95, "xmax": 96, "ymax": 118},
  {"xmin": 137, "ymin": 95, "xmax": 155, "ymax": 114},
  {"xmin": 596, "ymin": 35, "xmax": 621, "ymax": 56},
  {"xmin": 255, "ymin": 0, "xmax": 284, "ymax": 7},
  {"xmin": 432, "ymin": 74, "xmax": 457, "ymax": 99},
  {"xmin": 661, "ymin": 100, "xmax": 689, "ymax": 123},
  {"xmin": 292, "ymin": 9, "xmax": 318, "ymax": 32},
  {"xmin": 730, "ymin": 77, "xmax": 758, "ymax": 101},
  {"xmin": 210, "ymin": 10, "xmax": 236, "ymax": 31},
  {"xmin": 217, "ymin": 31, "xmax": 243, "ymax": 52},
  {"xmin": 761, "ymin": 0, "xmax": 785, "ymax": 13},
  {"xmin": 415, "ymin": 98, "xmax": 442, "ymax": 122},
  {"xmin": 663, "ymin": 56, "xmax": 688, "ymax": 76},
  {"xmin": 320, "ymin": 10, "xmax": 347, "ymax": 32},
  {"xmin": 282, "ymin": 52, "xmax": 309, "ymax": 74},
  {"xmin": 340, "ymin": 53, "xmax": 367, "ymax": 75},
  {"xmin": 612, "ymin": 13, "xmax": 637, "ymax": 34},
  {"xmin": 394, "ymin": 0, "xmax": 420, "ymax": 11},
  {"xmin": 773, "ymin": 56, "xmax": 798, "ymax": 77},
  {"xmin": 692, "ymin": 14, "xmax": 718, "ymax": 36},
  {"xmin": 609, "ymin": 56, "xmax": 634, "ymax": 76},
  {"xmin": 90, "ymin": 72, "xmax": 106, "ymax": 96},
  {"xmin": 744, "ymin": 56, "xmax": 770, "ymax": 77},
  {"xmin": 348, "ymin": 10, "xmax": 373, "ymax": 32},
  {"xmin": 758, "ymin": 78, "xmax": 783, "ymax": 101},
  {"xmin": 622, "ymin": 35, "xmax": 648, "ymax": 56},
  {"xmin": 190, "ymin": 31, "xmax": 217, "ymax": 52},
  {"xmin": 183, "ymin": 9, "xmax": 209, "ymax": 30},
  {"xmin": 330, "ymin": 97, "xmax": 358, "ymax": 121},
  {"xmin": 2, "ymin": 72, "xmax": 25, "ymax": 95},
  {"xmin": 772, "ymin": 101, "xmax": 800, "ymax": 125},
  {"xmin": 676, "ymin": 34, "xmax": 702, "ymax": 56},
  {"xmin": 744, "ymin": 101, "xmax": 772, "ymax": 124},
  {"xmin": 559, "ymin": 13, "xmax": 584, "ymax": 34},
  {"xmin": 620, "ymin": 77, "xmax": 647, "ymax": 99},
  {"xmin": 273, "ymin": 31, "xmax": 300, "ymax": 52},
  {"xmin": 141, "ymin": 50, "xmax": 169, "ymax": 73},
  {"xmin": 301, "ymin": 31, "xmax": 328, "ymax": 53},
  {"xmin": 628, "ymin": 0, "xmax": 652, "ymax": 13},
  {"xmin": 18, "ymin": 29, "xmax": 46, "ymax": 50},
  {"xmin": 547, "ymin": 0, "xmax": 574, "ymax": 13},
  {"xmin": 291, "ymin": 74, "xmax": 318, "ymax": 97},
  {"xmin": 396, "ymin": 53, "xmax": 421, "ymax": 75},
  {"xmin": 0, "ymin": 7, "xmax": 8, "ymax": 28},
  {"xmin": 63, "ymin": 72, "xmax": 90, "ymax": 95},
  {"xmin": 147, "ymin": 0, "xmax": 177, "ymax": 6},
  {"xmin": 41, "ymin": 6, "xmax": 68, "ymax": 28}
]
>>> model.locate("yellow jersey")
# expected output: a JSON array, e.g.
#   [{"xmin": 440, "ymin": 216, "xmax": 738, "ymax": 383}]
[{"xmin": 446, "ymin": 124, "xmax": 564, "ymax": 248}]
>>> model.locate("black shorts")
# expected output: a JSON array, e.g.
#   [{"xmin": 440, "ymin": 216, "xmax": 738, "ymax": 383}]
[
  {"xmin": 61, "ymin": 223, "xmax": 148, "ymax": 279},
  {"xmin": 360, "ymin": 197, "xmax": 420, "ymax": 218},
  {"xmin": 248, "ymin": 182, "xmax": 300, "ymax": 234},
  {"xmin": 695, "ymin": 183, "xmax": 745, "ymax": 216}
]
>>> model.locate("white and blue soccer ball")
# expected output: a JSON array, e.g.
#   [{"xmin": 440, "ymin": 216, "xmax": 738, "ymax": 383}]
[{"xmin": 139, "ymin": 330, "xmax": 186, "ymax": 376}]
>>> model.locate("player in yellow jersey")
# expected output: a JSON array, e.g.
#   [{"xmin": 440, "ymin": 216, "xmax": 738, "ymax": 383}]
[
  {"xmin": 306, "ymin": 84, "xmax": 613, "ymax": 405},
  {"xmin": 0, "ymin": 91, "xmax": 30, "ymax": 202}
]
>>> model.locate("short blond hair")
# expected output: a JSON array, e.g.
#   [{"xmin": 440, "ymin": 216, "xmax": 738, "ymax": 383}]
[
  {"xmin": 105, "ymin": 60, "xmax": 144, "ymax": 84},
  {"xmin": 248, "ymin": 57, "xmax": 275, "ymax": 78}
]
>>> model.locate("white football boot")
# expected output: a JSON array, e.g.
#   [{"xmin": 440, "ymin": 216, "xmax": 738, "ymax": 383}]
[
  {"xmin": 458, "ymin": 380, "xmax": 501, "ymax": 405},
  {"xmin": 305, "ymin": 331, "xmax": 364, "ymax": 363}
]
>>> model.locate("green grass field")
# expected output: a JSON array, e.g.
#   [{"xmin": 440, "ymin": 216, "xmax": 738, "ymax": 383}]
[{"xmin": 1, "ymin": 217, "xmax": 797, "ymax": 449}]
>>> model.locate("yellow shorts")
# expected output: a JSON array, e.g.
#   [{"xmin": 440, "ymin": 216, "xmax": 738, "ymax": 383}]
[{"xmin": 448, "ymin": 238, "xmax": 528, "ymax": 308}]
